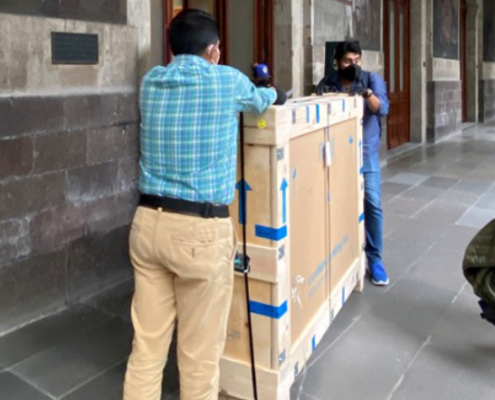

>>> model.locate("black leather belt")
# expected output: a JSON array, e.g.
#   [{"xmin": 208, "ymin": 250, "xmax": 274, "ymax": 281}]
[{"xmin": 139, "ymin": 194, "xmax": 230, "ymax": 219}]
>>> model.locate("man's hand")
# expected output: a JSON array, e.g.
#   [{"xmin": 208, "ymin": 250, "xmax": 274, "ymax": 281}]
[
  {"xmin": 273, "ymin": 86, "xmax": 287, "ymax": 105},
  {"xmin": 350, "ymin": 85, "xmax": 380, "ymax": 113},
  {"xmin": 252, "ymin": 63, "xmax": 271, "ymax": 88}
]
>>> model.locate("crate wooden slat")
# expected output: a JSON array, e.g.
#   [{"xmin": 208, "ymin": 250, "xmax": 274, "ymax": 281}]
[{"xmin": 220, "ymin": 94, "xmax": 365, "ymax": 400}]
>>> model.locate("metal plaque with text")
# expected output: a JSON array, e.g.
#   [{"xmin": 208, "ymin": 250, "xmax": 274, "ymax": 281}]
[{"xmin": 51, "ymin": 32, "xmax": 99, "ymax": 65}]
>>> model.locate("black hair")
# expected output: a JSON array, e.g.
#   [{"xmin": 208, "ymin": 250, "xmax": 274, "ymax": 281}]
[
  {"xmin": 168, "ymin": 9, "xmax": 219, "ymax": 56},
  {"xmin": 334, "ymin": 41, "xmax": 362, "ymax": 60}
]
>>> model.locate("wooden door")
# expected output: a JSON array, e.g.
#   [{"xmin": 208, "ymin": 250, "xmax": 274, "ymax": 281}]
[
  {"xmin": 163, "ymin": 0, "xmax": 274, "ymax": 76},
  {"xmin": 460, "ymin": 0, "xmax": 467, "ymax": 123},
  {"xmin": 384, "ymin": 0, "xmax": 410, "ymax": 149},
  {"xmin": 163, "ymin": 0, "xmax": 229, "ymax": 64},
  {"xmin": 254, "ymin": 0, "xmax": 274, "ymax": 77}
]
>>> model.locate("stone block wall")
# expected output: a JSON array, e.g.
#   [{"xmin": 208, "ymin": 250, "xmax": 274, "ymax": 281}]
[
  {"xmin": 479, "ymin": 80, "xmax": 495, "ymax": 122},
  {"xmin": 426, "ymin": 81, "xmax": 462, "ymax": 143},
  {"xmin": 0, "ymin": 91, "xmax": 139, "ymax": 332}
]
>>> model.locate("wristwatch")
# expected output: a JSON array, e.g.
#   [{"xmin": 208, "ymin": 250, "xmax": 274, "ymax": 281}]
[{"xmin": 363, "ymin": 88, "xmax": 373, "ymax": 99}]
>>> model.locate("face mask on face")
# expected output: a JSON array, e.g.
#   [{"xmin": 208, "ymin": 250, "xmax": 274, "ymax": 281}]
[{"xmin": 340, "ymin": 64, "xmax": 362, "ymax": 82}]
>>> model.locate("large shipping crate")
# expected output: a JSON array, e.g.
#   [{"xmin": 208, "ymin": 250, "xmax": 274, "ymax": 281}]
[{"xmin": 220, "ymin": 94, "xmax": 366, "ymax": 400}]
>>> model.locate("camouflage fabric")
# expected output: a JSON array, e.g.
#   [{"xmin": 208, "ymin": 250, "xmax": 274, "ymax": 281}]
[{"xmin": 463, "ymin": 219, "xmax": 495, "ymax": 324}]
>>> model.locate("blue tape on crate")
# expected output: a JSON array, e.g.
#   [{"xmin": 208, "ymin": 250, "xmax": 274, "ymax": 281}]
[
  {"xmin": 342, "ymin": 287, "xmax": 346, "ymax": 305},
  {"xmin": 359, "ymin": 213, "xmax": 365, "ymax": 223},
  {"xmin": 312, "ymin": 335, "xmax": 316, "ymax": 351},
  {"xmin": 342, "ymin": 99, "xmax": 346, "ymax": 112},
  {"xmin": 255, "ymin": 225, "xmax": 288, "ymax": 241},
  {"xmin": 249, "ymin": 300, "xmax": 288, "ymax": 319},
  {"xmin": 316, "ymin": 104, "xmax": 320, "ymax": 124},
  {"xmin": 306, "ymin": 106, "xmax": 310, "ymax": 123},
  {"xmin": 360, "ymin": 166, "xmax": 364, "ymax": 175}
]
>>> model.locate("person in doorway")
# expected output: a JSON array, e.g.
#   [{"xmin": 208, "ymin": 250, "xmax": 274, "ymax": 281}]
[
  {"xmin": 123, "ymin": 9, "xmax": 280, "ymax": 400},
  {"xmin": 316, "ymin": 41, "xmax": 390, "ymax": 286}
]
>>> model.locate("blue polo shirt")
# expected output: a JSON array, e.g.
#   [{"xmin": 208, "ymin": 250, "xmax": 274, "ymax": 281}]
[{"xmin": 327, "ymin": 71, "xmax": 389, "ymax": 172}]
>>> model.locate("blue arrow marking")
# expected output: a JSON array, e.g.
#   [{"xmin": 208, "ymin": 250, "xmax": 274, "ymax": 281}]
[
  {"xmin": 292, "ymin": 167, "xmax": 297, "ymax": 196},
  {"xmin": 359, "ymin": 140, "xmax": 363, "ymax": 175},
  {"xmin": 236, "ymin": 180, "xmax": 252, "ymax": 225},
  {"xmin": 280, "ymin": 178, "xmax": 288, "ymax": 224}
]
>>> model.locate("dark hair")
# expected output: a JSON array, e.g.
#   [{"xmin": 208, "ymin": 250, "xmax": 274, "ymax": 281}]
[
  {"xmin": 334, "ymin": 41, "xmax": 362, "ymax": 60},
  {"xmin": 168, "ymin": 9, "xmax": 219, "ymax": 56}
]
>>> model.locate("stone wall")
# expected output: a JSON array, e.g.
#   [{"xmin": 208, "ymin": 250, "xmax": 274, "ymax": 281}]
[
  {"xmin": 0, "ymin": 13, "xmax": 139, "ymax": 333},
  {"xmin": 432, "ymin": 58, "xmax": 461, "ymax": 81},
  {"xmin": 427, "ymin": 81, "xmax": 462, "ymax": 143},
  {"xmin": 0, "ymin": 14, "xmax": 137, "ymax": 95},
  {"xmin": 0, "ymin": 91, "xmax": 139, "ymax": 333},
  {"xmin": 479, "ymin": 79, "xmax": 495, "ymax": 122}
]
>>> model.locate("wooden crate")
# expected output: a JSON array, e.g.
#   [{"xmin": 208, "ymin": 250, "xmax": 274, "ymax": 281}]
[{"xmin": 220, "ymin": 94, "xmax": 365, "ymax": 400}]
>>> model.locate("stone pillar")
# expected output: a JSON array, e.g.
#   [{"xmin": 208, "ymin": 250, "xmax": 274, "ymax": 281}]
[
  {"xmin": 410, "ymin": 0, "xmax": 428, "ymax": 143},
  {"xmin": 466, "ymin": 0, "xmax": 480, "ymax": 122},
  {"xmin": 127, "ymin": 0, "xmax": 164, "ymax": 78},
  {"xmin": 274, "ymin": 0, "xmax": 311, "ymax": 98},
  {"xmin": 426, "ymin": 0, "xmax": 463, "ymax": 142}
]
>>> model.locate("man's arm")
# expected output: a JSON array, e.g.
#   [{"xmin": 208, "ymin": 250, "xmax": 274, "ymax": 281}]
[
  {"xmin": 235, "ymin": 72, "xmax": 277, "ymax": 113},
  {"xmin": 366, "ymin": 72, "xmax": 389, "ymax": 116}
]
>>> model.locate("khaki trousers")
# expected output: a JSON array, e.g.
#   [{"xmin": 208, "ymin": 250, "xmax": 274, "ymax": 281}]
[{"xmin": 123, "ymin": 206, "xmax": 236, "ymax": 400}]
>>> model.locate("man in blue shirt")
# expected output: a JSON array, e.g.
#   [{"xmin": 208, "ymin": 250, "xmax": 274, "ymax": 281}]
[
  {"xmin": 317, "ymin": 41, "xmax": 390, "ymax": 286},
  {"xmin": 123, "ymin": 10, "xmax": 278, "ymax": 400}
]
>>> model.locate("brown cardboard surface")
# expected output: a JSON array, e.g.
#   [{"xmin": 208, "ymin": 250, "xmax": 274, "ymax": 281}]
[
  {"xmin": 230, "ymin": 144, "xmax": 274, "ymax": 248},
  {"xmin": 224, "ymin": 276, "xmax": 274, "ymax": 369},
  {"xmin": 289, "ymin": 129, "xmax": 329, "ymax": 345},
  {"xmin": 329, "ymin": 119, "xmax": 360, "ymax": 292},
  {"xmin": 222, "ymin": 96, "xmax": 363, "ymax": 398}
]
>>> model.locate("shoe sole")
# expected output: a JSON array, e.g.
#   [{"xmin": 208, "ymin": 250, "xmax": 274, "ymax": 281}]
[
  {"xmin": 367, "ymin": 269, "xmax": 390, "ymax": 286},
  {"xmin": 371, "ymin": 278, "xmax": 390, "ymax": 286}
]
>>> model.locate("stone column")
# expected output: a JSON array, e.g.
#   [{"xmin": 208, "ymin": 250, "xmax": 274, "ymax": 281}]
[
  {"xmin": 466, "ymin": 1, "xmax": 480, "ymax": 122},
  {"xmin": 410, "ymin": 0, "xmax": 428, "ymax": 143},
  {"xmin": 274, "ymin": 0, "xmax": 312, "ymax": 98}
]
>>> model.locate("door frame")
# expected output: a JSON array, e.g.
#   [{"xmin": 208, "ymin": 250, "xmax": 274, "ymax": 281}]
[
  {"xmin": 162, "ymin": 0, "xmax": 274, "ymax": 76},
  {"xmin": 254, "ymin": 0, "xmax": 275, "ymax": 78},
  {"xmin": 383, "ymin": 0, "xmax": 411, "ymax": 149},
  {"xmin": 162, "ymin": 0, "xmax": 229, "ymax": 65}
]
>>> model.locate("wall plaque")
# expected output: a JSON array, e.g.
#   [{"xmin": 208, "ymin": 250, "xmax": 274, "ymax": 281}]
[{"xmin": 51, "ymin": 32, "xmax": 99, "ymax": 65}]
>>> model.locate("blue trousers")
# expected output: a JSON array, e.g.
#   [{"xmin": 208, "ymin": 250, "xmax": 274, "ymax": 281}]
[{"xmin": 363, "ymin": 155, "xmax": 383, "ymax": 266}]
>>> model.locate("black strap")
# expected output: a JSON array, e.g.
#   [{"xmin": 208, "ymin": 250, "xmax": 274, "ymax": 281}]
[
  {"xmin": 138, "ymin": 194, "xmax": 229, "ymax": 219},
  {"xmin": 239, "ymin": 113, "xmax": 259, "ymax": 400}
]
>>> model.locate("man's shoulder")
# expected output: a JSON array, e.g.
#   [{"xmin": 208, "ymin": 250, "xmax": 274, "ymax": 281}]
[
  {"xmin": 141, "ymin": 65, "xmax": 167, "ymax": 85},
  {"xmin": 365, "ymin": 70, "xmax": 385, "ymax": 83},
  {"xmin": 214, "ymin": 64, "xmax": 246, "ymax": 81}
]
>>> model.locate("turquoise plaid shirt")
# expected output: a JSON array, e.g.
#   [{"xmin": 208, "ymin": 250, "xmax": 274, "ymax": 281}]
[{"xmin": 139, "ymin": 55, "xmax": 276, "ymax": 205}]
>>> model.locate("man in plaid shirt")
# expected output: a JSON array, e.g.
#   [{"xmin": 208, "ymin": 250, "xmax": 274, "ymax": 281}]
[{"xmin": 123, "ymin": 9, "xmax": 278, "ymax": 400}]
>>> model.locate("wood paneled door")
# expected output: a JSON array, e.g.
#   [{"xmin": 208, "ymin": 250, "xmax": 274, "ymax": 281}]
[
  {"xmin": 162, "ymin": 0, "xmax": 274, "ymax": 78},
  {"xmin": 163, "ymin": 0, "xmax": 229, "ymax": 65},
  {"xmin": 384, "ymin": 0, "xmax": 410, "ymax": 149}
]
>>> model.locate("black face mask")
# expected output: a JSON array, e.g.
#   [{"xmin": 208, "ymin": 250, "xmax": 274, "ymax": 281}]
[{"xmin": 340, "ymin": 64, "xmax": 361, "ymax": 82}]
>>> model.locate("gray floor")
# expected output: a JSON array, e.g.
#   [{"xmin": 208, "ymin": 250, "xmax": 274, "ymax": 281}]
[{"xmin": 2, "ymin": 123, "xmax": 495, "ymax": 400}]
